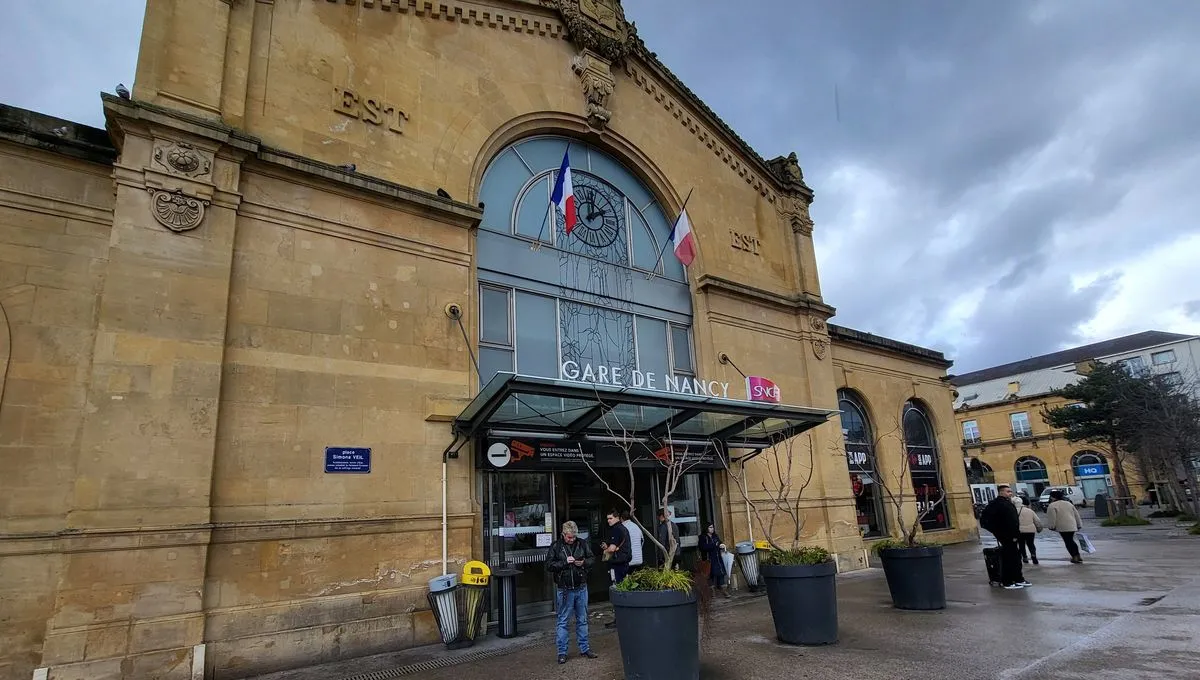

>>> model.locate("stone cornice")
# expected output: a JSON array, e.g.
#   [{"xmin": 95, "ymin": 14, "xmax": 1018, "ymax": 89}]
[
  {"xmin": 829, "ymin": 323, "xmax": 953, "ymax": 370},
  {"xmin": 0, "ymin": 103, "xmax": 117, "ymax": 165},
  {"xmin": 696, "ymin": 273, "xmax": 836, "ymax": 317}
]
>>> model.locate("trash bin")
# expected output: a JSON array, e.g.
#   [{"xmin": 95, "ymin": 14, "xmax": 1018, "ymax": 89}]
[
  {"xmin": 427, "ymin": 574, "xmax": 460, "ymax": 647},
  {"xmin": 1093, "ymin": 493, "xmax": 1110, "ymax": 519},
  {"xmin": 461, "ymin": 561, "xmax": 492, "ymax": 644},
  {"xmin": 492, "ymin": 566, "xmax": 522, "ymax": 638},
  {"xmin": 735, "ymin": 541, "xmax": 762, "ymax": 592}
]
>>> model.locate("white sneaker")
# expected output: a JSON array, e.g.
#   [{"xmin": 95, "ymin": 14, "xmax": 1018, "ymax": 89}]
[
  {"xmin": 1017, "ymin": 581, "xmax": 1033, "ymax": 587},
  {"xmin": 1004, "ymin": 584, "xmax": 1024, "ymax": 590}
]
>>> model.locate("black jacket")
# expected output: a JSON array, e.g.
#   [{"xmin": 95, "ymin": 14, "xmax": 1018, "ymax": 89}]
[
  {"xmin": 980, "ymin": 496, "xmax": 1020, "ymax": 540},
  {"xmin": 607, "ymin": 521, "xmax": 632, "ymax": 565},
  {"xmin": 545, "ymin": 537, "xmax": 594, "ymax": 589},
  {"xmin": 653, "ymin": 519, "xmax": 681, "ymax": 566}
]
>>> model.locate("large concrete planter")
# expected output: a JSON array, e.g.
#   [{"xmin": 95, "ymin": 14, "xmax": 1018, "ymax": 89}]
[
  {"xmin": 760, "ymin": 560, "xmax": 838, "ymax": 645},
  {"xmin": 610, "ymin": 587, "xmax": 698, "ymax": 680},
  {"xmin": 878, "ymin": 545, "xmax": 946, "ymax": 610}
]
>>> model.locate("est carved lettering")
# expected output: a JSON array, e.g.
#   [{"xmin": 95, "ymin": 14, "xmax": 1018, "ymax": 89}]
[
  {"xmin": 333, "ymin": 86, "xmax": 410, "ymax": 134},
  {"xmin": 730, "ymin": 230, "xmax": 761, "ymax": 255}
]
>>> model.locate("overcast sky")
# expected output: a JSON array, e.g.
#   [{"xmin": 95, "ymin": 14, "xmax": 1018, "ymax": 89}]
[{"xmin": 2, "ymin": 1, "xmax": 1197, "ymax": 373}]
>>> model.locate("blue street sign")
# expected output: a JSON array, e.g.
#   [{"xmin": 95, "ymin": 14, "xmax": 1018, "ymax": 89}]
[{"xmin": 325, "ymin": 447, "xmax": 371, "ymax": 473}]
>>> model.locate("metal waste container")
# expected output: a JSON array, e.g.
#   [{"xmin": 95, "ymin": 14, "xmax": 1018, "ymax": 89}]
[
  {"xmin": 1093, "ymin": 493, "xmax": 1110, "ymax": 519},
  {"xmin": 492, "ymin": 566, "xmax": 522, "ymax": 638},
  {"xmin": 735, "ymin": 541, "xmax": 762, "ymax": 592},
  {"xmin": 461, "ymin": 561, "xmax": 491, "ymax": 644},
  {"xmin": 427, "ymin": 574, "xmax": 460, "ymax": 647}
]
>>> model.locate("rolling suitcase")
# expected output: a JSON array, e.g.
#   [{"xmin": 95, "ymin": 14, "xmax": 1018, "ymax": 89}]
[{"xmin": 983, "ymin": 547, "xmax": 1003, "ymax": 586}]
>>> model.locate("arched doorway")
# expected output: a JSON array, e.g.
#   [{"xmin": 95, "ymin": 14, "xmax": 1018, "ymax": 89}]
[
  {"xmin": 1072, "ymin": 451, "xmax": 1111, "ymax": 500},
  {"xmin": 902, "ymin": 400, "xmax": 950, "ymax": 531},
  {"xmin": 1014, "ymin": 456, "xmax": 1049, "ymax": 498},
  {"xmin": 838, "ymin": 389, "xmax": 886, "ymax": 538}
]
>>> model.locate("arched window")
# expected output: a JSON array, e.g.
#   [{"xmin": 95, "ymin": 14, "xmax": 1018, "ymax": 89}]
[
  {"xmin": 838, "ymin": 389, "xmax": 886, "ymax": 538},
  {"xmin": 902, "ymin": 400, "xmax": 950, "ymax": 531},
  {"xmin": 1071, "ymin": 450, "xmax": 1111, "ymax": 500},
  {"xmin": 475, "ymin": 135, "xmax": 691, "ymax": 387},
  {"xmin": 1014, "ymin": 456, "xmax": 1049, "ymax": 482},
  {"xmin": 966, "ymin": 458, "xmax": 995, "ymax": 485}
]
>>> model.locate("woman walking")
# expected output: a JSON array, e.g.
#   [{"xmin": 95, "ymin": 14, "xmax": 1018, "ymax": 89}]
[
  {"xmin": 1013, "ymin": 496, "xmax": 1043, "ymax": 564},
  {"xmin": 1045, "ymin": 489, "xmax": 1085, "ymax": 564}
]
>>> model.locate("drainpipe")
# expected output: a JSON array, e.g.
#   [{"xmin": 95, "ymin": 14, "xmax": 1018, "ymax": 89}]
[{"xmin": 442, "ymin": 456, "xmax": 448, "ymax": 576}]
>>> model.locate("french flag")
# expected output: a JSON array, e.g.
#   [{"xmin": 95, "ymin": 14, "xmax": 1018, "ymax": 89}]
[
  {"xmin": 550, "ymin": 149, "xmax": 576, "ymax": 234},
  {"xmin": 670, "ymin": 208, "xmax": 696, "ymax": 266}
]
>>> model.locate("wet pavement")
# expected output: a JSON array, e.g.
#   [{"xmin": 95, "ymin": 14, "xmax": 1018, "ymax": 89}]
[{"xmin": 246, "ymin": 515, "xmax": 1200, "ymax": 680}]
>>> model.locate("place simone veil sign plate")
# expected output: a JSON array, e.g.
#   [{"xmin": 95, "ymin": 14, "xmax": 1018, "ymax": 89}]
[{"xmin": 559, "ymin": 361, "xmax": 780, "ymax": 404}]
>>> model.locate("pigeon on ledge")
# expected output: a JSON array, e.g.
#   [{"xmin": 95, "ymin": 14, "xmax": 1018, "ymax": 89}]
[{"xmin": 116, "ymin": 84, "xmax": 130, "ymax": 100}]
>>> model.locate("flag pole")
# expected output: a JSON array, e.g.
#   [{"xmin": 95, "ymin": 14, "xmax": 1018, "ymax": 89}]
[
  {"xmin": 646, "ymin": 188, "xmax": 694, "ymax": 279},
  {"xmin": 534, "ymin": 142, "xmax": 570, "ymax": 250}
]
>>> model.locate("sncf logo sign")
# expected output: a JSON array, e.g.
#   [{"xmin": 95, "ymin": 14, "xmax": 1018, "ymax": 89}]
[{"xmin": 745, "ymin": 376, "xmax": 781, "ymax": 403}]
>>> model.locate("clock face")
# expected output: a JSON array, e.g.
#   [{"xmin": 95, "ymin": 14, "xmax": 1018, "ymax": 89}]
[{"xmin": 570, "ymin": 174, "xmax": 624, "ymax": 249}]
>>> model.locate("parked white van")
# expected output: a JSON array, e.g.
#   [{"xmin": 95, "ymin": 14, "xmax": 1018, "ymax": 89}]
[{"xmin": 1037, "ymin": 485, "xmax": 1087, "ymax": 509}]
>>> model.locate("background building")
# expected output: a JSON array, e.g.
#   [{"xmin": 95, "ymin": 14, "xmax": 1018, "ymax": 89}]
[
  {"xmin": 0, "ymin": 2, "xmax": 973, "ymax": 678},
  {"xmin": 951, "ymin": 330, "xmax": 1200, "ymax": 503}
]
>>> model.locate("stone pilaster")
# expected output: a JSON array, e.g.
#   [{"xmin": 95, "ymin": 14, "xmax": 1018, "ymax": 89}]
[
  {"xmin": 132, "ymin": 0, "xmax": 233, "ymax": 119},
  {"xmin": 39, "ymin": 95, "xmax": 255, "ymax": 679}
]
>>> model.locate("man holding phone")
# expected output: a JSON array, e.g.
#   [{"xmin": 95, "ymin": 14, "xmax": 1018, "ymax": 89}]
[{"xmin": 545, "ymin": 520, "xmax": 598, "ymax": 664}]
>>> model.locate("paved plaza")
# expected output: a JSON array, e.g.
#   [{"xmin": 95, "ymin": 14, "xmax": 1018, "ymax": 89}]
[{"xmin": 249, "ymin": 515, "xmax": 1200, "ymax": 680}]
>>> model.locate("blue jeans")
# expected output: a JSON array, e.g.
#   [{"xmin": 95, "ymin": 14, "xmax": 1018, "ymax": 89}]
[{"xmin": 555, "ymin": 586, "xmax": 590, "ymax": 655}]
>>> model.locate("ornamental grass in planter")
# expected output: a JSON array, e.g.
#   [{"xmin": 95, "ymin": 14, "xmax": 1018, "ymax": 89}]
[{"xmin": 732, "ymin": 436, "xmax": 839, "ymax": 645}]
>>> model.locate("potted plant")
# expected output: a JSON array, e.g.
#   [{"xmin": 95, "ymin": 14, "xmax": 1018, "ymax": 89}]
[
  {"xmin": 581, "ymin": 409, "xmax": 702, "ymax": 680},
  {"xmin": 865, "ymin": 415, "xmax": 949, "ymax": 610},
  {"xmin": 731, "ymin": 434, "xmax": 838, "ymax": 645}
]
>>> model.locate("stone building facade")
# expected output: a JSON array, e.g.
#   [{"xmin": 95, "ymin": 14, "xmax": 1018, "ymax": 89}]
[
  {"xmin": 952, "ymin": 330, "xmax": 1199, "ymax": 504},
  {"xmin": 0, "ymin": 1, "xmax": 974, "ymax": 678}
]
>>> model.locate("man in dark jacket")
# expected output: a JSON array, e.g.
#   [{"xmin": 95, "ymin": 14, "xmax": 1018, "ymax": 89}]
[
  {"xmin": 979, "ymin": 484, "xmax": 1031, "ymax": 589},
  {"xmin": 601, "ymin": 509, "xmax": 632, "ymax": 629},
  {"xmin": 654, "ymin": 508, "xmax": 681, "ymax": 568},
  {"xmin": 545, "ymin": 520, "xmax": 598, "ymax": 664}
]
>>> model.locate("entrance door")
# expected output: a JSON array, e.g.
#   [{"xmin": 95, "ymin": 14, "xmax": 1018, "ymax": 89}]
[
  {"xmin": 555, "ymin": 469, "xmax": 635, "ymax": 602},
  {"xmin": 1080, "ymin": 477, "xmax": 1107, "ymax": 500},
  {"xmin": 483, "ymin": 472, "xmax": 556, "ymax": 617}
]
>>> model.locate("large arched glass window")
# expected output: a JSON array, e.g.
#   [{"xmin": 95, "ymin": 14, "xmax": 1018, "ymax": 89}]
[
  {"xmin": 475, "ymin": 135, "xmax": 692, "ymax": 388},
  {"xmin": 902, "ymin": 400, "xmax": 950, "ymax": 531},
  {"xmin": 838, "ymin": 389, "xmax": 886, "ymax": 538},
  {"xmin": 1071, "ymin": 450, "xmax": 1111, "ymax": 500}
]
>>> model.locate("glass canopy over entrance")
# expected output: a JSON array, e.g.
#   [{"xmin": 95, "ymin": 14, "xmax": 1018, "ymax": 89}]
[{"xmin": 453, "ymin": 372, "xmax": 837, "ymax": 456}]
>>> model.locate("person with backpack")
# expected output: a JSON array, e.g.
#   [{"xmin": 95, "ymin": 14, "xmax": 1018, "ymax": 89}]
[{"xmin": 979, "ymin": 484, "xmax": 1033, "ymax": 589}]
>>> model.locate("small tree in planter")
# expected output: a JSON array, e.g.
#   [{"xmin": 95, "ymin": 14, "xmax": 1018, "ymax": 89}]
[
  {"xmin": 731, "ymin": 431, "xmax": 838, "ymax": 645},
  {"xmin": 579, "ymin": 403, "xmax": 707, "ymax": 680},
  {"xmin": 863, "ymin": 412, "xmax": 950, "ymax": 610}
]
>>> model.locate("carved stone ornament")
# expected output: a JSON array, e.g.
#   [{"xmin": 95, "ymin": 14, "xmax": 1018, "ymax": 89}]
[
  {"xmin": 148, "ymin": 188, "xmax": 210, "ymax": 233},
  {"xmin": 811, "ymin": 339, "xmax": 828, "ymax": 361},
  {"xmin": 781, "ymin": 193, "xmax": 814, "ymax": 235},
  {"xmin": 572, "ymin": 51, "xmax": 616, "ymax": 129},
  {"xmin": 153, "ymin": 141, "xmax": 213, "ymax": 179},
  {"xmin": 809, "ymin": 316, "xmax": 827, "ymax": 333},
  {"xmin": 541, "ymin": 0, "xmax": 633, "ymax": 63},
  {"xmin": 768, "ymin": 152, "xmax": 805, "ymax": 190}
]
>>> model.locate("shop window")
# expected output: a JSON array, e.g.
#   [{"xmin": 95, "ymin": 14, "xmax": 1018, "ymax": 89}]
[
  {"xmin": 903, "ymin": 400, "xmax": 950, "ymax": 531},
  {"xmin": 837, "ymin": 390, "xmax": 887, "ymax": 538}
]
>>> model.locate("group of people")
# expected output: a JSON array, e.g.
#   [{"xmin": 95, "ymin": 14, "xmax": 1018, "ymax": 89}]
[
  {"xmin": 544, "ymin": 508, "xmax": 730, "ymax": 664},
  {"xmin": 981, "ymin": 484, "xmax": 1086, "ymax": 589}
]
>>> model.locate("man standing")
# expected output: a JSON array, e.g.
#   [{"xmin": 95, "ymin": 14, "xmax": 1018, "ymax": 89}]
[
  {"xmin": 979, "ymin": 484, "xmax": 1032, "ymax": 589},
  {"xmin": 545, "ymin": 521, "xmax": 599, "ymax": 664},
  {"xmin": 655, "ymin": 508, "xmax": 681, "ymax": 568},
  {"xmin": 621, "ymin": 509, "xmax": 645, "ymax": 575},
  {"xmin": 601, "ymin": 509, "xmax": 633, "ymax": 630}
]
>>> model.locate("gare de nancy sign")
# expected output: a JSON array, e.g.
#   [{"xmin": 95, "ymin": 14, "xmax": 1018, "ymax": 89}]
[{"xmin": 559, "ymin": 360, "xmax": 780, "ymax": 404}]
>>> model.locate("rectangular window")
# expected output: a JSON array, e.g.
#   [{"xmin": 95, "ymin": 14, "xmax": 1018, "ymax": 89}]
[
  {"xmin": 514, "ymin": 292, "xmax": 558, "ymax": 378},
  {"xmin": 1010, "ymin": 412, "xmax": 1032, "ymax": 438},
  {"xmin": 962, "ymin": 420, "xmax": 980, "ymax": 444},
  {"xmin": 1163, "ymin": 372, "xmax": 1183, "ymax": 388},
  {"xmin": 1151, "ymin": 350, "xmax": 1176, "ymax": 365},
  {"xmin": 669, "ymin": 324, "xmax": 693, "ymax": 374},
  {"xmin": 480, "ymin": 286, "xmax": 512, "ymax": 347},
  {"xmin": 634, "ymin": 316, "xmax": 670, "ymax": 378},
  {"xmin": 1119, "ymin": 356, "xmax": 1148, "ymax": 377}
]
